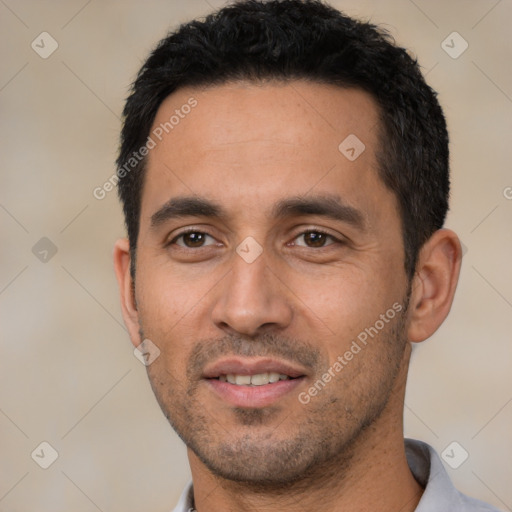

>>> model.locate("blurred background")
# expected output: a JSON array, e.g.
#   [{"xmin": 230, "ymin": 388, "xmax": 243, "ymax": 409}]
[{"xmin": 1, "ymin": 0, "xmax": 511, "ymax": 510}]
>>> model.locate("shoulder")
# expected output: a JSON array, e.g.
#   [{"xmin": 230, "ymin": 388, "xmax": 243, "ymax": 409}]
[
  {"xmin": 457, "ymin": 492, "xmax": 503, "ymax": 512},
  {"xmin": 405, "ymin": 439, "xmax": 502, "ymax": 512}
]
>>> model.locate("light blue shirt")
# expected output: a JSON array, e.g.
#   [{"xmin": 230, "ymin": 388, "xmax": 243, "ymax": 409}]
[{"xmin": 172, "ymin": 439, "xmax": 501, "ymax": 511}]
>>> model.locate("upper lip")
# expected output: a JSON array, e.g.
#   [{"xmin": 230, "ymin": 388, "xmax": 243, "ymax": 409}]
[{"xmin": 202, "ymin": 357, "xmax": 307, "ymax": 379}]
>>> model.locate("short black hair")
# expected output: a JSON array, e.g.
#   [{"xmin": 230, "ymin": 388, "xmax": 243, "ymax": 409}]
[{"xmin": 117, "ymin": 0, "xmax": 449, "ymax": 279}]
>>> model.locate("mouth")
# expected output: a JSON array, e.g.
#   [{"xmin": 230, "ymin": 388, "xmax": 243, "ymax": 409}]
[
  {"xmin": 202, "ymin": 358, "xmax": 307, "ymax": 408},
  {"xmin": 215, "ymin": 372, "xmax": 295, "ymax": 386}
]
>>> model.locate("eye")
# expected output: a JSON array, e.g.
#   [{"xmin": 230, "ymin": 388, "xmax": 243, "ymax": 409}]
[
  {"xmin": 171, "ymin": 231, "xmax": 218, "ymax": 248},
  {"xmin": 292, "ymin": 230, "xmax": 338, "ymax": 248}
]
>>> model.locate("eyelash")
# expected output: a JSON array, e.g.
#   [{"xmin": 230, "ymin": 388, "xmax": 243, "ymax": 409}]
[
  {"xmin": 289, "ymin": 229, "xmax": 339, "ymax": 247},
  {"xmin": 168, "ymin": 228, "xmax": 341, "ymax": 249},
  {"xmin": 168, "ymin": 228, "xmax": 217, "ymax": 247}
]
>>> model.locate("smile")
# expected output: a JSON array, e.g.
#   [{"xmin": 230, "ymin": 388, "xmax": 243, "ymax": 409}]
[
  {"xmin": 217, "ymin": 372, "xmax": 293, "ymax": 386},
  {"xmin": 202, "ymin": 358, "xmax": 307, "ymax": 408}
]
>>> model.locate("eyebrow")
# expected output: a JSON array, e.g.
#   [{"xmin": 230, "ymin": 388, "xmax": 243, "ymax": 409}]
[
  {"xmin": 150, "ymin": 196, "xmax": 225, "ymax": 229},
  {"xmin": 150, "ymin": 194, "xmax": 366, "ymax": 230},
  {"xmin": 272, "ymin": 195, "xmax": 366, "ymax": 230}
]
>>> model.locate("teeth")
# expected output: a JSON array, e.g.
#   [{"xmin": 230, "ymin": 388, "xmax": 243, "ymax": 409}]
[
  {"xmin": 235, "ymin": 375, "xmax": 251, "ymax": 385},
  {"xmin": 220, "ymin": 372, "xmax": 292, "ymax": 386},
  {"xmin": 250, "ymin": 373, "xmax": 270, "ymax": 385}
]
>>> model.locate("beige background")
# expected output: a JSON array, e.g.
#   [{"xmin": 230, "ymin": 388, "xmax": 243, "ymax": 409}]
[{"xmin": 1, "ymin": 1, "xmax": 511, "ymax": 511}]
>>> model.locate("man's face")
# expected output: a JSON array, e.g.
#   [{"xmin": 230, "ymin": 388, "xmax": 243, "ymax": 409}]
[{"xmin": 132, "ymin": 81, "xmax": 411, "ymax": 483}]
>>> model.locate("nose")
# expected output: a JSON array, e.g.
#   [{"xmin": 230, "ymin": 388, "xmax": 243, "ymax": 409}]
[{"xmin": 211, "ymin": 251, "xmax": 293, "ymax": 338}]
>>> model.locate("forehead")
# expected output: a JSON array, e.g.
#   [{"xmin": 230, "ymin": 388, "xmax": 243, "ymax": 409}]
[
  {"xmin": 142, "ymin": 80, "xmax": 389, "ymax": 222},
  {"xmin": 151, "ymin": 80, "xmax": 379, "ymax": 156}
]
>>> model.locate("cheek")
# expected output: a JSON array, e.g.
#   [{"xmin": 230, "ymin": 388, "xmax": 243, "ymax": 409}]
[
  {"xmin": 136, "ymin": 256, "xmax": 212, "ymax": 325},
  {"xmin": 136, "ymin": 280, "xmax": 179, "ymax": 330},
  {"xmin": 134, "ymin": 262, "xmax": 217, "ymax": 364},
  {"xmin": 290, "ymin": 262, "xmax": 405, "ymax": 351},
  {"xmin": 136, "ymin": 282, "xmax": 190, "ymax": 382}
]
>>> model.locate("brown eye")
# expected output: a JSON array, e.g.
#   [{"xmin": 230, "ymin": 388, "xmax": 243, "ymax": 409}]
[
  {"xmin": 303, "ymin": 232, "xmax": 328, "ymax": 247},
  {"xmin": 183, "ymin": 232, "xmax": 205, "ymax": 247},
  {"xmin": 293, "ymin": 231, "xmax": 336, "ymax": 248},
  {"xmin": 173, "ymin": 232, "xmax": 216, "ymax": 248}
]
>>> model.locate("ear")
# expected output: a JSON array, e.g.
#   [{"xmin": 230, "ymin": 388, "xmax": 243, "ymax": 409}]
[
  {"xmin": 113, "ymin": 238, "xmax": 141, "ymax": 348},
  {"xmin": 407, "ymin": 229, "xmax": 462, "ymax": 343}
]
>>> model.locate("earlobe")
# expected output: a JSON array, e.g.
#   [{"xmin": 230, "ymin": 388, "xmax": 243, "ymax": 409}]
[
  {"xmin": 407, "ymin": 229, "xmax": 462, "ymax": 343},
  {"xmin": 113, "ymin": 238, "xmax": 141, "ymax": 347}
]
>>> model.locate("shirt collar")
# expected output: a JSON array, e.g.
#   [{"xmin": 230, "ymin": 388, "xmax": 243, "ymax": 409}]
[{"xmin": 406, "ymin": 438, "xmax": 462, "ymax": 510}]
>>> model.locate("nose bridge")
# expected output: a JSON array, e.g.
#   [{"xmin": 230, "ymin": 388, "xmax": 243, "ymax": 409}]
[
  {"xmin": 212, "ymin": 247, "xmax": 292, "ymax": 336},
  {"xmin": 229, "ymin": 253, "xmax": 267, "ymax": 303}
]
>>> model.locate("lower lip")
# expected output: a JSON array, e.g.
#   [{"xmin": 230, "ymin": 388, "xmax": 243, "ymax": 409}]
[{"xmin": 206, "ymin": 378, "xmax": 304, "ymax": 408}]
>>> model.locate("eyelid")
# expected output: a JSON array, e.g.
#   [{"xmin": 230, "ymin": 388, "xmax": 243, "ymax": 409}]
[
  {"xmin": 167, "ymin": 227, "xmax": 220, "ymax": 247},
  {"xmin": 289, "ymin": 227, "xmax": 344, "ymax": 246},
  {"xmin": 165, "ymin": 226, "xmax": 346, "ymax": 249}
]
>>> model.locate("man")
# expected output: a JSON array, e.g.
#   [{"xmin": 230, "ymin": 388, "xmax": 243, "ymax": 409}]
[{"xmin": 113, "ymin": 1, "xmax": 500, "ymax": 511}]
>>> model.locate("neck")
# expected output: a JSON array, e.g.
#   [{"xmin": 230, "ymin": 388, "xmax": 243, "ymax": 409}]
[{"xmin": 188, "ymin": 345, "xmax": 422, "ymax": 512}]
